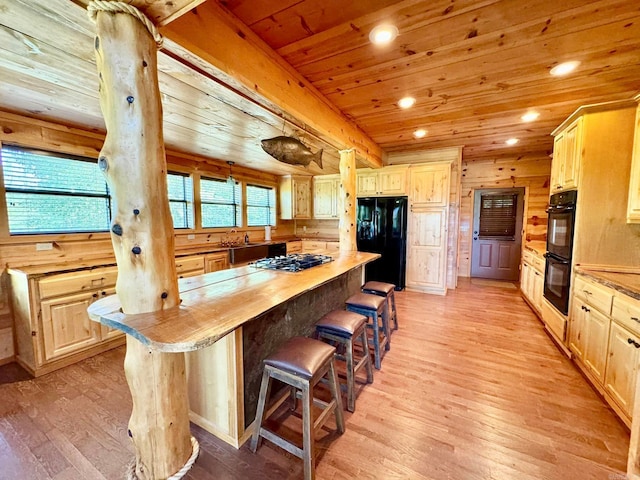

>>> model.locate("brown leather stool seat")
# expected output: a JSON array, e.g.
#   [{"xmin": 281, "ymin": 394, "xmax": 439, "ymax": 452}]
[
  {"xmin": 250, "ymin": 336, "xmax": 345, "ymax": 480},
  {"xmin": 316, "ymin": 310, "xmax": 374, "ymax": 411},
  {"xmin": 345, "ymin": 293, "xmax": 390, "ymax": 369},
  {"xmin": 362, "ymin": 281, "xmax": 399, "ymax": 332}
]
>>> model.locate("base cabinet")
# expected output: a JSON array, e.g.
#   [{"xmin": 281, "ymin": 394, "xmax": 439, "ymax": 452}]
[
  {"xmin": 406, "ymin": 208, "xmax": 447, "ymax": 295},
  {"xmin": 605, "ymin": 321, "xmax": 640, "ymax": 418},
  {"xmin": 520, "ymin": 249, "xmax": 544, "ymax": 314}
]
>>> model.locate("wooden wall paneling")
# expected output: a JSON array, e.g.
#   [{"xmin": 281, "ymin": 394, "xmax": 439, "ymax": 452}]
[
  {"xmin": 161, "ymin": 1, "xmax": 384, "ymax": 168},
  {"xmin": 294, "ymin": 219, "xmax": 340, "ymax": 240},
  {"xmin": 458, "ymin": 156, "xmax": 551, "ymax": 277}
]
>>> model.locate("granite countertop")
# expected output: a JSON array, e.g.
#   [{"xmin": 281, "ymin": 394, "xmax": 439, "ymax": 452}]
[
  {"xmin": 524, "ymin": 241, "xmax": 547, "ymax": 256},
  {"xmin": 575, "ymin": 266, "xmax": 640, "ymax": 301}
]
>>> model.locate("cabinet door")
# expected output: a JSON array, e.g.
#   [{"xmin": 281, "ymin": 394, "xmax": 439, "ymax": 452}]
[
  {"xmin": 206, "ymin": 253, "xmax": 229, "ymax": 273},
  {"xmin": 293, "ymin": 177, "xmax": 312, "ymax": 219},
  {"xmin": 379, "ymin": 168, "xmax": 407, "ymax": 195},
  {"xmin": 562, "ymin": 117, "xmax": 582, "ymax": 190},
  {"xmin": 605, "ymin": 322, "xmax": 640, "ymax": 416},
  {"xmin": 40, "ymin": 291, "xmax": 102, "ymax": 361},
  {"xmin": 583, "ymin": 305, "xmax": 611, "ymax": 383},
  {"xmin": 406, "ymin": 209, "xmax": 446, "ymax": 293},
  {"xmin": 532, "ymin": 269, "xmax": 544, "ymax": 312},
  {"xmin": 550, "ymin": 133, "xmax": 565, "ymax": 192},
  {"xmin": 628, "ymin": 104, "xmax": 640, "ymax": 223},
  {"xmin": 520, "ymin": 262, "xmax": 531, "ymax": 298},
  {"xmin": 409, "ymin": 165, "xmax": 450, "ymax": 207},
  {"xmin": 569, "ymin": 297, "xmax": 586, "ymax": 360},
  {"xmin": 313, "ymin": 177, "xmax": 337, "ymax": 218},
  {"xmin": 356, "ymin": 172, "xmax": 378, "ymax": 196}
]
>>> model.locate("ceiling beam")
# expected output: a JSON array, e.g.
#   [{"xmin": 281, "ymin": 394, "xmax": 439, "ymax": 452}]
[
  {"xmin": 161, "ymin": 1, "xmax": 384, "ymax": 169},
  {"xmin": 71, "ymin": 0, "xmax": 208, "ymax": 26}
]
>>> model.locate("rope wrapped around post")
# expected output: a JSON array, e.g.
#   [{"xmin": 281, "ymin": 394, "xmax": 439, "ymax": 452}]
[{"xmin": 87, "ymin": 0, "xmax": 164, "ymax": 48}]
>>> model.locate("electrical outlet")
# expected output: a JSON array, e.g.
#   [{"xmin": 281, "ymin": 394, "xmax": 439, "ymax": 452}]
[{"xmin": 36, "ymin": 242, "xmax": 53, "ymax": 251}]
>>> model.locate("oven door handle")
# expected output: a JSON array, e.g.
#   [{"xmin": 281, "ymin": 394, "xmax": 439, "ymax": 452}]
[
  {"xmin": 545, "ymin": 205, "xmax": 574, "ymax": 213},
  {"xmin": 544, "ymin": 253, "xmax": 570, "ymax": 264}
]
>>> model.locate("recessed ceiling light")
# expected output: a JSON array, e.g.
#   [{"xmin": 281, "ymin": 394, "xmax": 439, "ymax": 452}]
[
  {"xmin": 398, "ymin": 96, "xmax": 416, "ymax": 109},
  {"xmin": 413, "ymin": 129, "xmax": 427, "ymax": 138},
  {"xmin": 550, "ymin": 61, "xmax": 580, "ymax": 76},
  {"xmin": 369, "ymin": 24, "xmax": 399, "ymax": 45},
  {"xmin": 506, "ymin": 138, "xmax": 519, "ymax": 146},
  {"xmin": 521, "ymin": 111, "xmax": 540, "ymax": 122}
]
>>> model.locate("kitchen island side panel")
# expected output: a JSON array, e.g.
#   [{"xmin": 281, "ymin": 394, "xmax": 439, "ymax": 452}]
[{"xmin": 242, "ymin": 266, "xmax": 363, "ymax": 427}]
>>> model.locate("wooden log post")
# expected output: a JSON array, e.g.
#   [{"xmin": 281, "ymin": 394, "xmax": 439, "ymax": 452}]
[
  {"xmin": 92, "ymin": 6, "xmax": 192, "ymax": 479},
  {"xmin": 339, "ymin": 149, "xmax": 357, "ymax": 252}
]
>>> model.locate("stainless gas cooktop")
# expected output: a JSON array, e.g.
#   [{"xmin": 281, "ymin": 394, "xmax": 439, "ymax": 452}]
[{"xmin": 251, "ymin": 254, "xmax": 333, "ymax": 272}]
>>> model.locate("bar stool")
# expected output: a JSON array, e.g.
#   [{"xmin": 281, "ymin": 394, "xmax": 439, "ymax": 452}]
[
  {"xmin": 362, "ymin": 281, "xmax": 399, "ymax": 332},
  {"xmin": 315, "ymin": 310, "xmax": 374, "ymax": 412},
  {"xmin": 345, "ymin": 293, "xmax": 390, "ymax": 370},
  {"xmin": 250, "ymin": 336, "xmax": 345, "ymax": 480}
]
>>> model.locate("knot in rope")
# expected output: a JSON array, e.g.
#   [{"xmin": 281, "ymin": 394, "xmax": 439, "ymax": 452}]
[{"xmin": 87, "ymin": 1, "xmax": 163, "ymax": 49}]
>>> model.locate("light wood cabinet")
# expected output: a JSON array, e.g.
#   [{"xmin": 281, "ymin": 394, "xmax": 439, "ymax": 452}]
[
  {"xmin": 408, "ymin": 163, "xmax": 450, "ymax": 208},
  {"xmin": 520, "ymin": 249, "xmax": 544, "ymax": 314},
  {"xmin": 605, "ymin": 320, "xmax": 640, "ymax": 419},
  {"xmin": 550, "ymin": 116, "xmax": 582, "ymax": 192},
  {"xmin": 627, "ymin": 102, "xmax": 640, "ymax": 223},
  {"xmin": 205, "ymin": 252, "xmax": 229, "ymax": 273},
  {"xmin": 569, "ymin": 275, "xmax": 613, "ymax": 384},
  {"xmin": 176, "ymin": 255, "xmax": 206, "ymax": 278},
  {"xmin": 313, "ymin": 175, "xmax": 339, "ymax": 219},
  {"xmin": 406, "ymin": 208, "xmax": 447, "ymax": 295},
  {"xmin": 356, "ymin": 166, "xmax": 407, "ymax": 196},
  {"xmin": 280, "ymin": 175, "xmax": 312, "ymax": 219},
  {"xmin": 9, "ymin": 265, "xmax": 126, "ymax": 376}
]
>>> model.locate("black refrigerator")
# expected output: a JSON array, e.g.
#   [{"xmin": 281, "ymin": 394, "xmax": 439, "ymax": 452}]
[{"xmin": 356, "ymin": 196, "xmax": 408, "ymax": 290}]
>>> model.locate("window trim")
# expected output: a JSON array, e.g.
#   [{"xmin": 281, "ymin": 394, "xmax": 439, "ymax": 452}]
[
  {"xmin": 199, "ymin": 175, "xmax": 242, "ymax": 229},
  {"xmin": 166, "ymin": 171, "xmax": 194, "ymax": 230}
]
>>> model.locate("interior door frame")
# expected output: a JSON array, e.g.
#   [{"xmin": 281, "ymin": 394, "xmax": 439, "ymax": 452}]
[{"xmin": 469, "ymin": 186, "xmax": 526, "ymax": 280}]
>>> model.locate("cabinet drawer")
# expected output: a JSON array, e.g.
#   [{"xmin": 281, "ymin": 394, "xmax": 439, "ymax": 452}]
[
  {"xmin": 532, "ymin": 254, "xmax": 545, "ymax": 273},
  {"xmin": 39, "ymin": 266, "xmax": 118, "ymax": 300},
  {"xmin": 301, "ymin": 241, "xmax": 326, "ymax": 252},
  {"xmin": 573, "ymin": 276, "xmax": 614, "ymax": 315},
  {"xmin": 325, "ymin": 242, "xmax": 340, "ymax": 253},
  {"xmin": 522, "ymin": 250, "xmax": 534, "ymax": 264},
  {"xmin": 175, "ymin": 256, "xmax": 205, "ymax": 275},
  {"xmin": 612, "ymin": 294, "xmax": 640, "ymax": 337},
  {"xmin": 287, "ymin": 241, "xmax": 302, "ymax": 253}
]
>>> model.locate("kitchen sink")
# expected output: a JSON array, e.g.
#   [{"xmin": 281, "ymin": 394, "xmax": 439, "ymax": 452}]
[{"xmin": 228, "ymin": 242, "xmax": 286, "ymax": 265}]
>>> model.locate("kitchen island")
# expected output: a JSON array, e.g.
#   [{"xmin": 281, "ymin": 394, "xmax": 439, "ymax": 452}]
[{"xmin": 88, "ymin": 250, "xmax": 379, "ymax": 447}]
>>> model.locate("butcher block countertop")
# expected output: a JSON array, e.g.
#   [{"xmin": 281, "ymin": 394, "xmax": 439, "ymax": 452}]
[
  {"xmin": 88, "ymin": 251, "xmax": 379, "ymax": 352},
  {"xmin": 575, "ymin": 265, "xmax": 640, "ymax": 300}
]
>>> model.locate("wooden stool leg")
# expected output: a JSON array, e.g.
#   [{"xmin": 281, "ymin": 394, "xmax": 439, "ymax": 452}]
[
  {"xmin": 345, "ymin": 337, "xmax": 355, "ymax": 412},
  {"xmin": 301, "ymin": 382, "xmax": 315, "ymax": 480},
  {"xmin": 390, "ymin": 292, "xmax": 398, "ymax": 330},
  {"xmin": 381, "ymin": 307, "xmax": 391, "ymax": 351},
  {"xmin": 250, "ymin": 368, "xmax": 272, "ymax": 452},
  {"xmin": 370, "ymin": 313, "xmax": 382, "ymax": 370},
  {"xmin": 360, "ymin": 329, "xmax": 374, "ymax": 384},
  {"xmin": 327, "ymin": 361, "xmax": 345, "ymax": 433}
]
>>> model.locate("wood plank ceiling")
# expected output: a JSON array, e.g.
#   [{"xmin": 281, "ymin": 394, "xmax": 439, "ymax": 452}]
[{"xmin": 0, "ymin": 0, "xmax": 639, "ymax": 175}]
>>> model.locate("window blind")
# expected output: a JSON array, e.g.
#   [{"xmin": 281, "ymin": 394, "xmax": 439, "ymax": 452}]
[
  {"xmin": 200, "ymin": 177, "xmax": 241, "ymax": 228},
  {"xmin": 246, "ymin": 184, "xmax": 275, "ymax": 227},
  {"xmin": 167, "ymin": 172, "xmax": 194, "ymax": 229},
  {"xmin": 479, "ymin": 193, "xmax": 517, "ymax": 239}
]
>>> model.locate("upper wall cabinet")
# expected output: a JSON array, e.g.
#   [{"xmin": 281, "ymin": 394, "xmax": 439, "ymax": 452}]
[
  {"xmin": 627, "ymin": 102, "xmax": 640, "ymax": 223},
  {"xmin": 313, "ymin": 174, "xmax": 339, "ymax": 219},
  {"xmin": 408, "ymin": 163, "xmax": 451, "ymax": 208},
  {"xmin": 280, "ymin": 175, "xmax": 312, "ymax": 220},
  {"xmin": 356, "ymin": 166, "xmax": 407, "ymax": 196},
  {"xmin": 551, "ymin": 117, "xmax": 582, "ymax": 192}
]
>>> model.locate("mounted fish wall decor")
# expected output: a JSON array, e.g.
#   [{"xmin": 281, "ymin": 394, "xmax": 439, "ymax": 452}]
[{"xmin": 261, "ymin": 136, "xmax": 323, "ymax": 168}]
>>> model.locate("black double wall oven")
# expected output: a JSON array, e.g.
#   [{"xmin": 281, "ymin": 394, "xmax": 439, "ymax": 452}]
[{"xmin": 543, "ymin": 190, "xmax": 577, "ymax": 315}]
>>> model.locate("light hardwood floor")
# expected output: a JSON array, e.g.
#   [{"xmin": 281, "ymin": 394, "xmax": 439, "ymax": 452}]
[{"xmin": 0, "ymin": 278, "xmax": 630, "ymax": 479}]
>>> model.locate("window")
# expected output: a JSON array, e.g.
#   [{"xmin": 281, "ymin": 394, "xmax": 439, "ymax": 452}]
[
  {"xmin": 167, "ymin": 172, "xmax": 193, "ymax": 229},
  {"xmin": 246, "ymin": 184, "xmax": 276, "ymax": 227},
  {"xmin": 200, "ymin": 177, "xmax": 241, "ymax": 228},
  {"xmin": 479, "ymin": 193, "xmax": 517, "ymax": 239},
  {"xmin": 1, "ymin": 145, "xmax": 111, "ymax": 234}
]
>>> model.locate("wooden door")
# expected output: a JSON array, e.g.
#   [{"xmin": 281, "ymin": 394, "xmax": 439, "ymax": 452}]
[
  {"xmin": 569, "ymin": 297, "xmax": 586, "ymax": 360},
  {"xmin": 356, "ymin": 171, "xmax": 378, "ymax": 196},
  {"xmin": 532, "ymin": 268, "xmax": 544, "ymax": 311},
  {"xmin": 313, "ymin": 177, "xmax": 337, "ymax": 218},
  {"xmin": 520, "ymin": 262, "xmax": 531, "ymax": 298},
  {"xmin": 605, "ymin": 322, "xmax": 640, "ymax": 416},
  {"xmin": 40, "ymin": 291, "xmax": 102, "ymax": 361},
  {"xmin": 562, "ymin": 117, "xmax": 582, "ymax": 190},
  {"xmin": 379, "ymin": 168, "xmax": 406, "ymax": 195},
  {"xmin": 409, "ymin": 164, "xmax": 449, "ymax": 207},
  {"xmin": 470, "ymin": 188, "xmax": 525, "ymax": 281},
  {"xmin": 583, "ymin": 305, "xmax": 610, "ymax": 383},
  {"xmin": 406, "ymin": 208, "xmax": 446, "ymax": 294},
  {"xmin": 293, "ymin": 177, "xmax": 312, "ymax": 219},
  {"xmin": 206, "ymin": 254, "xmax": 229, "ymax": 273},
  {"xmin": 627, "ymin": 104, "xmax": 640, "ymax": 223},
  {"xmin": 551, "ymin": 133, "xmax": 565, "ymax": 192}
]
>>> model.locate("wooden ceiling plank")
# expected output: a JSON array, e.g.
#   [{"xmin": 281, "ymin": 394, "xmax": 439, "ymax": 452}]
[
  {"xmin": 161, "ymin": 1, "xmax": 384, "ymax": 168},
  {"xmin": 71, "ymin": 0, "xmax": 208, "ymax": 27}
]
